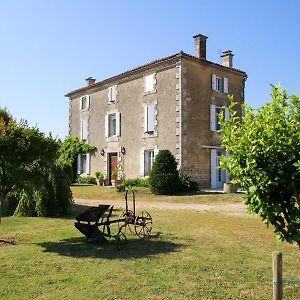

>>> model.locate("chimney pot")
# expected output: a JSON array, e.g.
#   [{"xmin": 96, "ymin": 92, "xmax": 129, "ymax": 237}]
[
  {"xmin": 85, "ymin": 76, "xmax": 96, "ymax": 86},
  {"xmin": 193, "ymin": 34, "xmax": 208, "ymax": 60},
  {"xmin": 221, "ymin": 50, "xmax": 234, "ymax": 68}
]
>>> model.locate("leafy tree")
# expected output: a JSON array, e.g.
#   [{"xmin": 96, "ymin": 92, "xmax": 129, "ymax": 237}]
[
  {"xmin": 219, "ymin": 86, "xmax": 300, "ymax": 247},
  {"xmin": 58, "ymin": 136, "xmax": 96, "ymax": 182},
  {"xmin": 0, "ymin": 112, "xmax": 59, "ymax": 222},
  {"xmin": 149, "ymin": 150, "xmax": 180, "ymax": 195}
]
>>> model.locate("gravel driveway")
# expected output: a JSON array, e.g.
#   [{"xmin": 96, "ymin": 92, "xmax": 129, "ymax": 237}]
[{"xmin": 74, "ymin": 198, "xmax": 247, "ymax": 216}]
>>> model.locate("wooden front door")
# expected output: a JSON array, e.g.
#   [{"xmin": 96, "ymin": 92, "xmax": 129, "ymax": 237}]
[{"xmin": 108, "ymin": 153, "xmax": 118, "ymax": 185}]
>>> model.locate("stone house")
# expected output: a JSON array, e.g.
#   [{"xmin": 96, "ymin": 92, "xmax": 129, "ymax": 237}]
[{"xmin": 65, "ymin": 34, "xmax": 247, "ymax": 188}]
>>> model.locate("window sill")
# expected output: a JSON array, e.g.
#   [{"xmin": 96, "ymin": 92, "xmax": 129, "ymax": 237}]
[
  {"xmin": 144, "ymin": 89, "xmax": 157, "ymax": 96},
  {"xmin": 142, "ymin": 131, "xmax": 157, "ymax": 139},
  {"xmin": 106, "ymin": 136, "xmax": 119, "ymax": 142},
  {"xmin": 80, "ymin": 108, "xmax": 90, "ymax": 112}
]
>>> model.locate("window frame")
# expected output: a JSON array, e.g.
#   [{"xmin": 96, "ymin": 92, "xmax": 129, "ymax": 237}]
[{"xmin": 144, "ymin": 149, "xmax": 155, "ymax": 176}]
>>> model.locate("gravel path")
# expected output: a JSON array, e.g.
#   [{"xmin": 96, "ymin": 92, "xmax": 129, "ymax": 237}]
[{"xmin": 74, "ymin": 198, "xmax": 247, "ymax": 216}]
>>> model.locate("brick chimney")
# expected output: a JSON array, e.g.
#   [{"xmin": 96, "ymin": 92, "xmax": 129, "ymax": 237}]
[
  {"xmin": 221, "ymin": 50, "xmax": 234, "ymax": 68},
  {"xmin": 193, "ymin": 34, "xmax": 208, "ymax": 60},
  {"xmin": 85, "ymin": 76, "xmax": 96, "ymax": 86}
]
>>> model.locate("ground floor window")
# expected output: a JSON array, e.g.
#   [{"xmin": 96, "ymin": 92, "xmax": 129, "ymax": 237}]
[
  {"xmin": 144, "ymin": 149, "xmax": 154, "ymax": 176},
  {"xmin": 81, "ymin": 154, "xmax": 87, "ymax": 174}
]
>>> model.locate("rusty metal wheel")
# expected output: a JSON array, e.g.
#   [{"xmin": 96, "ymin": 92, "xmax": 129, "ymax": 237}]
[
  {"xmin": 118, "ymin": 210, "xmax": 134, "ymax": 234},
  {"xmin": 134, "ymin": 211, "xmax": 152, "ymax": 238}
]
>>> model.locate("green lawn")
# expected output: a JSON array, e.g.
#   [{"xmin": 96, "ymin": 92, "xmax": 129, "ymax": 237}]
[
  {"xmin": 71, "ymin": 185, "xmax": 243, "ymax": 203},
  {"xmin": 1, "ymin": 205, "xmax": 299, "ymax": 299}
]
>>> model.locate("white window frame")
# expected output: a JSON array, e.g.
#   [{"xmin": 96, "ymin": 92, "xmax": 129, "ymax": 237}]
[
  {"xmin": 80, "ymin": 118, "xmax": 89, "ymax": 142},
  {"xmin": 140, "ymin": 148, "xmax": 159, "ymax": 177},
  {"xmin": 144, "ymin": 149, "xmax": 155, "ymax": 176},
  {"xmin": 77, "ymin": 152, "xmax": 90, "ymax": 175},
  {"xmin": 144, "ymin": 104, "xmax": 156, "ymax": 133},
  {"xmin": 105, "ymin": 112, "xmax": 121, "ymax": 138},
  {"xmin": 80, "ymin": 95, "xmax": 90, "ymax": 111},
  {"xmin": 144, "ymin": 73, "xmax": 156, "ymax": 93},
  {"xmin": 210, "ymin": 104, "xmax": 229, "ymax": 132},
  {"xmin": 212, "ymin": 74, "xmax": 228, "ymax": 93}
]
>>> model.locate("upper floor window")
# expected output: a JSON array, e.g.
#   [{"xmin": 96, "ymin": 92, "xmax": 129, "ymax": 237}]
[
  {"xmin": 212, "ymin": 74, "xmax": 228, "ymax": 93},
  {"xmin": 144, "ymin": 104, "xmax": 156, "ymax": 133},
  {"xmin": 210, "ymin": 104, "xmax": 229, "ymax": 132},
  {"xmin": 80, "ymin": 118, "xmax": 89, "ymax": 142},
  {"xmin": 80, "ymin": 95, "xmax": 90, "ymax": 110},
  {"xmin": 105, "ymin": 112, "xmax": 121, "ymax": 138},
  {"xmin": 144, "ymin": 73, "xmax": 156, "ymax": 93},
  {"xmin": 108, "ymin": 85, "xmax": 117, "ymax": 103}
]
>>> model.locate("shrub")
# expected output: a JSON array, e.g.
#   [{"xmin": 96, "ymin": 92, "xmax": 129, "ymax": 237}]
[
  {"xmin": 122, "ymin": 178, "xmax": 149, "ymax": 188},
  {"xmin": 178, "ymin": 171, "xmax": 198, "ymax": 192},
  {"xmin": 149, "ymin": 150, "xmax": 180, "ymax": 195},
  {"xmin": 75, "ymin": 175, "xmax": 96, "ymax": 185}
]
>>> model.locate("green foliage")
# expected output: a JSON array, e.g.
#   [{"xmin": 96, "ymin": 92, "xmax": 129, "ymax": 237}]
[
  {"xmin": 75, "ymin": 176, "xmax": 97, "ymax": 185},
  {"xmin": 95, "ymin": 170, "xmax": 105, "ymax": 180},
  {"xmin": 0, "ymin": 108, "xmax": 74, "ymax": 218},
  {"xmin": 178, "ymin": 171, "xmax": 198, "ymax": 192},
  {"xmin": 149, "ymin": 150, "xmax": 180, "ymax": 195},
  {"xmin": 58, "ymin": 136, "xmax": 96, "ymax": 182},
  {"xmin": 122, "ymin": 178, "xmax": 149, "ymax": 188},
  {"xmin": 219, "ymin": 85, "xmax": 300, "ymax": 247}
]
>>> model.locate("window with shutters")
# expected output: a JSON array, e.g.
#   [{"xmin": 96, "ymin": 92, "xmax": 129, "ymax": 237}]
[
  {"xmin": 80, "ymin": 95, "xmax": 90, "ymax": 110},
  {"xmin": 210, "ymin": 104, "xmax": 229, "ymax": 132},
  {"xmin": 144, "ymin": 73, "xmax": 156, "ymax": 93},
  {"xmin": 144, "ymin": 104, "xmax": 156, "ymax": 133},
  {"xmin": 212, "ymin": 74, "xmax": 228, "ymax": 93},
  {"xmin": 108, "ymin": 113, "xmax": 116, "ymax": 137},
  {"xmin": 144, "ymin": 149, "xmax": 154, "ymax": 176},
  {"xmin": 80, "ymin": 118, "xmax": 88, "ymax": 142},
  {"xmin": 108, "ymin": 85, "xmax": 117, "ymax": 103}
]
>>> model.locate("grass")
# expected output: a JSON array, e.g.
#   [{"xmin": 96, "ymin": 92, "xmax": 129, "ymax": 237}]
[
  {"xmin": 0, "ymin": 205, "xmax": 299, "ymax": 299},
  {"xmin": 71, "ymin": 185, "xmax": 243, "ymax": 204}
]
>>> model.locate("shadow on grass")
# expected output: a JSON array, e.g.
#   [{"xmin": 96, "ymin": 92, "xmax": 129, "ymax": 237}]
[{"xmin": 36, "ymin": 236, "xmax": 183, "ymax": 259}]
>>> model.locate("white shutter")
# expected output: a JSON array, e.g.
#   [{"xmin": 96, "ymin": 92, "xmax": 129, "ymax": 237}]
[
  {"xmin": 116, "ymin": 112, "xmax": 121, "ymax": 136},
  {"xmin": 86, "ymin": 152, "xmax": 90, "ymax": 175},
  {"xmin": 87, "ymin": 95, "xmax": 90, "ymax": 109},
  {"xmin": 225, "ymin": 107, "xmax": 230, "ymax": 121},
  {"xmin": 80, "ymin": 97, "xmax": 83, "ymax": 110},
  {"xmin": 210, "ymin": 104, "xmax": 216, "ymax": 132},
  {"xmin": 145, "ymin": 74, "xmax": 155, "ymax": 92},
  {"xmin": 225, "ymin": 151, "xmax": 230, "ymax": 183},
  {"xmin": 140, "ymin": 149, "xmax": 145, "ymax": 177},
  {"xmin": 148, "ymin": 105, "xmax": 155, "ymax": 132},
  {"xmin": 112, "ymin": 86, "xmax": 117, "ymax": 102},
  {"xmin": 108, "ymin": 87, "xmax": 112, "ymax": 103},
  {"xmin": 223, "ymin": 77, "xmax": 228, "ymax": 93},
  {"xmin": 144, "ymin": 105, "xmax": 148, "ymax": 133},
  {"xmin": 82, "ymin": 119, "xmax": 88, "ymax": 140},
  {"xmin": 212, "ymin": 74, "xmax": 217, "ymax": 91},
  {"xmin": 211, "ymin": 149, "xmax": 217, "ymax": 188},
  {"xmin": 80, "ymin": 120, "xmax": 83, "ymax": 140},
  {"xmin": 154, "ymin": 148, "xmax": 159, "ymax": 158},
  {"xmin": 77, "ymin": 154, "xmax": 81, "ymax": 175},
  {"xmin": 105, "ymin": 114, "xmax": 109, "ymax": 138}
]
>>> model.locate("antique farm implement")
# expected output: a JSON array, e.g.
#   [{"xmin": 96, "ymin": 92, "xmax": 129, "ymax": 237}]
[{"xmin": 74, "ymin": 189, "xmax": 153, "ymax": 247}]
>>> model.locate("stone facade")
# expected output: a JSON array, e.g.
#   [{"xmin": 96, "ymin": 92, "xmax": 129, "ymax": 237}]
[{"xmin": 66, "ymin": 36, "xmax": 247, "ymax": 188}]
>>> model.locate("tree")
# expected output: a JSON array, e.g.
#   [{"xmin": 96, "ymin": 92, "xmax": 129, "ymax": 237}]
[
  {"xmin": 57, "ymin": 136, "xmax": 96, "ymax": 181},
  {"xmin": 149, "ymin": 150, "xmax": 180, "ymax": 195},
  {"xmin": 0, "ymin": 111, "xmax": 59, "ymax": 222},
  {"xmin": 219, "ymin": 86, "xmax": 300, "ymax": 247}
]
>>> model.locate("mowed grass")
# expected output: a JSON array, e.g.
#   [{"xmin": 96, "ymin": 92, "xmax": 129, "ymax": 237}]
[
  {"xmin": 0, "ymin": 206, "xmax": 299, "ymax": 299},
  {"xmin": 71, "ymin": 185, "xmax": 243, "ymax": 203}
]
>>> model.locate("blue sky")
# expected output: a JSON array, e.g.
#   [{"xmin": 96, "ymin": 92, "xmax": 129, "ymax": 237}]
[{"xmin": 0, "ymin": 0, "xmax": 299, "ymax": 138}]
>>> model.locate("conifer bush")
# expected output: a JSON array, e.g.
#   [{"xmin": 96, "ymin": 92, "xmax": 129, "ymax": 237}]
[{"xmin": 149, "ymin": 150, "xmax": 180, "ymax": 194}]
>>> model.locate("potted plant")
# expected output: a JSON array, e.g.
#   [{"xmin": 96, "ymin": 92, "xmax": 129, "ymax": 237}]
[
  {"xmin": 111, "ymin": 164, "xmax": 123, "ymax": 187},
  {"xmin": 95, "ymin": 170, "xmax": 105, "ymax": 186},
  {"xmin": 223, "ymin": 181, "xmax": 239, "ymax": 193}
]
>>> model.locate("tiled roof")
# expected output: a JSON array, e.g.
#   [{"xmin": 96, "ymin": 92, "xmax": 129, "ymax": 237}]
[{"xmin": 65, "ymin": 51, "xmax": 246, "ymax": 97}]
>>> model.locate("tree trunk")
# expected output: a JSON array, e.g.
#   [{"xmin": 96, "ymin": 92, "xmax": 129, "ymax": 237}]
[{"xmin": 0, "ymin": 192, "xmax": 6, "ymax": 224}]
